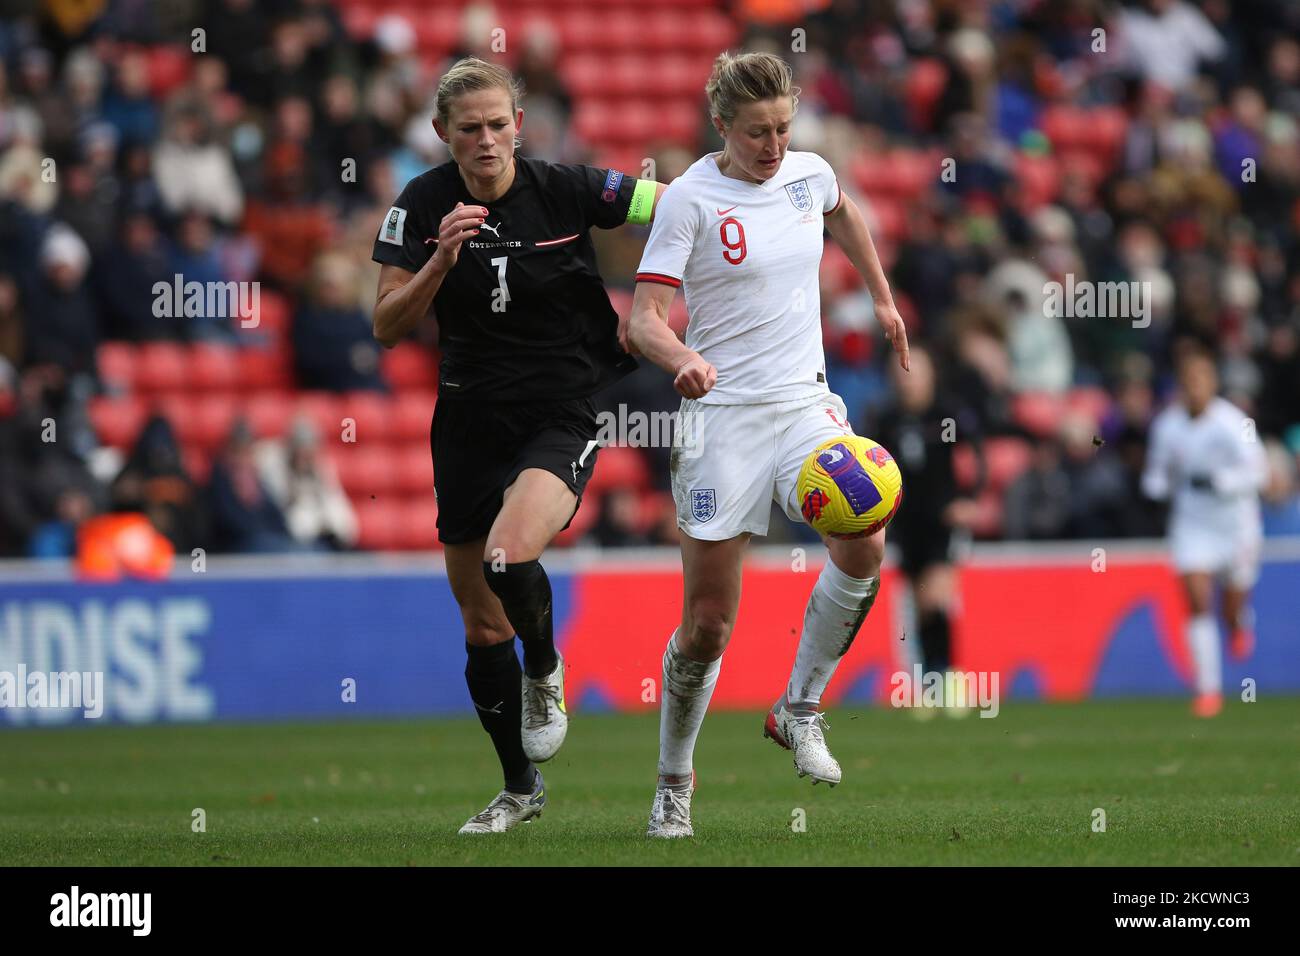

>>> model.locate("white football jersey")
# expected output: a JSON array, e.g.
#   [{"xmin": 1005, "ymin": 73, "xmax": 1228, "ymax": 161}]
[
  {"xmin": 1141, "ymin": 396, "xmax": 1266, "ymax": 536},
  {"xmin": 635, "ymin": 150, "xmax": 842, "ymax": 405}
]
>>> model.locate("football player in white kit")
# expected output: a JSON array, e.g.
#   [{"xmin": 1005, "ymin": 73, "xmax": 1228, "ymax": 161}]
[
  {"xmin": 1141, "ymin": 345, "xmax": 1267, "ymax": 718},
  {"xmin": 622, "ymin": 52, "xmax": 910, "ymax": 837}
]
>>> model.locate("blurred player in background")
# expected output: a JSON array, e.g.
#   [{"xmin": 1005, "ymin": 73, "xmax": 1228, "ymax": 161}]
[
  {"xmin": 867, "ymin": 345, "xmax": 983, "ymax": 716},
  {"xmin": 1141, "ymin": 344, "xmax": 1268, "ymax": 718},
  {"xmin": 371, "ymin": 58, "xmax": 665, "ymax": 833},
  {"xmin": 625, "ymin": 51, "xmax": 909, "ymax": 838}
]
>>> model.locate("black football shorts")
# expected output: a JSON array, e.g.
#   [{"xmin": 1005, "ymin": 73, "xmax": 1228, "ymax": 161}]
[{"xmin": 430, "ymin": 396, "xmax": 601, "ymax": 545}]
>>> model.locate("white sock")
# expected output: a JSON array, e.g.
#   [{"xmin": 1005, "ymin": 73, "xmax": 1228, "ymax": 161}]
[
  {"xmin": 658, "ymin": 630, "xmax": 721, "ymax": 782},
  {"xmin": 785, "ymin": 561, "xmax": 879, "ymax": 708},
  {"xmin": 1187, "ymin": 614, "xmax": 1221, "ymax": 695}
]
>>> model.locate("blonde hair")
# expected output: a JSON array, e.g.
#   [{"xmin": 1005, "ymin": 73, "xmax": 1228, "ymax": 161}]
[
  {"xmin": 705, "ymin": 51, "xmax": 799, "ymax": 127},
  {"xmin": 435, "ymin": 56, "xmax": 523, "ymax": 126}
]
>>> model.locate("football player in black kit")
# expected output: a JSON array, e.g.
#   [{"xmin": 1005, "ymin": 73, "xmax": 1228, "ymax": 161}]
[
  {"xmin": 867, "ymin": 345, "xmax": 984, "ymax": 714},
  {"xmin": 371, "ymin": 58, "xmax": 665, "ymax": 833}
]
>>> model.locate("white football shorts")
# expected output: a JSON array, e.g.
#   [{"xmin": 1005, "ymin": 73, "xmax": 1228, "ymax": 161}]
[
  {"xmin": 670, "ymin": 392, "xmax": 855, "ymax": 540},
  {"xmin": 1169, "ymin": 516, "xmax": 1261, "ymax": 589}
]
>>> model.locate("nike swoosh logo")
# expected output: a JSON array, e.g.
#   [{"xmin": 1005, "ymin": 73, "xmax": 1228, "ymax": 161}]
[{"xmin": 716, "ymin": 205, "xmax": 738, "ymax": 216}]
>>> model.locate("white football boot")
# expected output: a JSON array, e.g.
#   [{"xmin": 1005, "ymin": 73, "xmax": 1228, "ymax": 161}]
[
  {"xmin": 457, "ymin": 771, "xmax": 546, "ymax": 834},
  {"xmin": 764, "ymin": 700, "xmax": 842, "ymax": 786},
  {"xmin": 646, "ymin": 772, "xmax": 696, "ymax": 839},
  {"xmin": 521, "ymin": 654, "xmax": 568, "ymax": 763}
]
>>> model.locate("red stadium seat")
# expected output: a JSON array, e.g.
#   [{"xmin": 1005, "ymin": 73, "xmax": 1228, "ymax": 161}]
[
  {"xmin": 1014, "ymin": 152, "xmax": 1061, "ymax": 209},
  {"xmin": 683, "ymin": 11, "xmax": 735, "ymax": 52},
  {"xmin": 905, "ymin": 58, "xmax": 947, "ymax": 130},
  {"xmin": 89, "ymin": 395, "xmax": 148, "ymax": 450},
  {"xmin": 242, "ymin": 391, "xmax": 295, "ymax": 440},
  {"xmin": 189, "ymin": 343, "xmax": 240, "ymax": 392},
  {"xmin": 341, "ymin": 3, "xmax": 377, "ymax": 39},
  {"xmin": 863, "ymin": 195, "xmax": 907, "ymax": 242},
  {"xmin": 145, "ymin": 45, "xmax": 191, "ymax": 99},
  {"xmin": 189, "ymin": 393, "xmax": 240, "ymax": 451},
  {"xmin": 1066, "ymin": 386, "xmax": 1111, "ymax": 425},
  {"xmin": 97, "ymin": 342, "xmax": 137, "ymax": 394},
  {"xmin": 656, "ymin": 55, "xmax": 709, "ymax": 97},
  {"xmin": 239, "ymin": 347, "xmax": 295, "ymax": 390},
  {"xmin": 337, "ymin": 391, "xmax": 392, "ymax": 445},
  {"xmin": 334, "ymin": 445, "xmax": 398, "ymax": 497},
  {"xmin": 155, "ymin": 393, "xmax": 199, "ymax": 444},
  {"xmin": 1012, "ymin": 391, "xmax": 1066, "ymax": 438},
  {"xmin": 608, "ymin": 55, "xmax": 651, "ymax": 98},
  {"xmin": 382, "ymin": 342, "xmax": 438, "ymax": 389},
  {"xmin": 984, "ymin": 437, "xmax": 1034, "ymax": 491},
  {"xmin": 952, "ymin": 442, "xmax": 978, "ymax": 491},
  {"xmin": 573, "ymin": 100, "xmax": 615, "ymax": 147},
  {"xmin": 295, "ymin": 392, "xmax": 343, "ymax": 444},
  {"xmin": 561, "ymin": 53, "xmax": 605, "ymax": 99},
  {"xmin": 637, "ymin": 490, "xmax": 675, "ymax": 535},
  {"xmin": 1040, "ymin": 105, "xmax": 1092, "ymax": 152},
  {"xmin": 397, "ymin": 497, "xmax": 440, "ymax": 551},
  {"xmin": 551, "ymin": 488, "xmax": 600, "ymax": 547},
  {"xmin": 970, "ymin": 486, "xmax": 1004, "ymax": 539},
  {"xmin": 610, "ymin": 101, "xmax": 658, "ymax": 145},
  {"xmin": 1058, "ymin": 149, "xmax": 1106, "ymax": 189},
  {"xmin": 644, "ymin": 13, "xmax": 684, "ymax": 53},
  {"xmin": 355, "ymin": 499, "xmax": 404, "ymax": 551},
  {"xmin": 586, "ymin": 444, "xmax": 650, "ymax": 496},
  {"xmin": 134, "ymin": 342, "xmax": 189, "ymax": 393},
  {"xmin": 248, "ymin": 289, "xmax": 291, "ymax": 334},
  {"xmin": 391, "ymin": 390, "xmax": 436, "ymax": 442},
  {"xmin": 394, "ymin": 443, "xmax": 434, "ymax": 495},
  {"xmin": 556, "ymin": 9, "xmax": 599, "ymax": 49},
  {"xmin": 182, "ymin": 445, "xmax": 211, "ymax": 484},
  {"xmin": 660, "ymin": 101, "xmax": 701, "ymax": 145}
]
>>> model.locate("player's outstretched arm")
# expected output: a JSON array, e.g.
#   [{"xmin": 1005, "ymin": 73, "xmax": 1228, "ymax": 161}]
[
  {"xmin": 615, "ymin": 180, "xmax": 669, "ymax": 228},
  {"xmin": 646, "ymin": 182, "xmax": 668, "ymax": 223},
  {"xmin": 824, "ymin": 192, "xmax": 910, "ymax": 372},
  {"xmin": 373, "ymin": 202, "xmax": 485, "ymax": 347},
  {"xmin": 1140, "ymin": 416, "xmax": 1174, "ymax": 501},
  {"xmin": 626, "ymin": 280, "xmax": 715, "ymax": 399}
]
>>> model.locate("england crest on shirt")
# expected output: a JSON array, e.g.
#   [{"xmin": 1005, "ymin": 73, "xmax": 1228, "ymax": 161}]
[
  {"xmin": 784, "ymin": 179, "xmax": 813, "ymax": 212},
  {"xmin": 691, "ymin": 488, "xmax": 716, "ymax": 522}
]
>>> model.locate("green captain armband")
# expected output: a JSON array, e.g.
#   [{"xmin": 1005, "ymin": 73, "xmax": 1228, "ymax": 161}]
[{"xmin": 626, "ymin": 178, "xmax": 656, "ymax": 225}]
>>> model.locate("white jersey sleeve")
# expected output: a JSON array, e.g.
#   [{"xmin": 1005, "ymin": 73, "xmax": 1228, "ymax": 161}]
[
  {"xmin": 812, "ymin": 153, "xmax": 843, "ymax": 215},
  {"xmin": 1141, "ymin": 408, "xmax": 1176, "ymax": 501},
  {"xmin": 635, "ymin": 180, "xmax": 699, "ymax": 288},
  {"xmin": 1211, "ymin": 403, "xmax": 1268, "ymax": 496}
]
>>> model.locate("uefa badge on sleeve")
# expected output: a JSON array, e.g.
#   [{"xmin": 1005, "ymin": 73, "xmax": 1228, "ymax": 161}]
[
  {"xmin": 691, "ymin": 488, "xmax": 717, "ymax": 523},
  {"xmin": 379, "ymin": 206, "xmax": 407, "ymax": 245}
]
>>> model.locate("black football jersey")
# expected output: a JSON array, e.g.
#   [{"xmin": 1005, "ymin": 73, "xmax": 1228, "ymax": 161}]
[{"xmin": 371, "ymin": 157, "xmax": 639, "ymax": 401}]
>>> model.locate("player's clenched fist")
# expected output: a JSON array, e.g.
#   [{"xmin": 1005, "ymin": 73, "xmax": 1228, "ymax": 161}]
[
  {"xmin": 430, "ymin": 202, "xmax": 488, "ymax": 272},
  {"xmin": 673, "ymin": 353, "xmax": 716, "ymax": 399}
]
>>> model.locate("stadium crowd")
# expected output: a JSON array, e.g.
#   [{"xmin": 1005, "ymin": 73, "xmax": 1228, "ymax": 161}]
[{"xmin": 1, "ymin": 0, "xmax": 1299, "ymax": 558}]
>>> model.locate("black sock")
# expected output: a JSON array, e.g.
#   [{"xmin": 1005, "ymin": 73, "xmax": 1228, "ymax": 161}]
[
  {"xmin": 918, "ymin": 608, "xmax": 952, "ymax": 673},
  {"xmin": 464, "ymin": 641, "xmax": 536, "ymax": 794},
  {"xmin": 483, "ymin": 560, "xmax": 558, "ymax": 679}
]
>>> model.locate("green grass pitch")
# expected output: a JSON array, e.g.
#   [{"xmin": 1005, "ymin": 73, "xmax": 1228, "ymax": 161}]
[{"xmin": 3, "ymin": 698, "xmax": 1298, "ymax": 866}]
